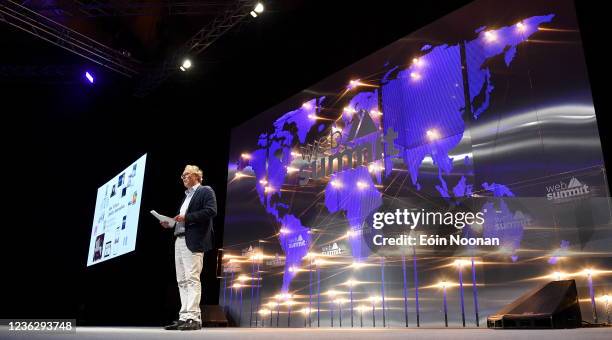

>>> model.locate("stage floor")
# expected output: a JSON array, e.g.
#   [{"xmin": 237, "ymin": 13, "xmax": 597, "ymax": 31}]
[{"xmin": 1, "ymin": 327, "xmax": 611, "ymax": 340}]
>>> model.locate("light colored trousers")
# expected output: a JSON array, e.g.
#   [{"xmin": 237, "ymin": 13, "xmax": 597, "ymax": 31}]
[{"xmin": 175, "ymin": 236, "xmax": 204, "ymax": 322}]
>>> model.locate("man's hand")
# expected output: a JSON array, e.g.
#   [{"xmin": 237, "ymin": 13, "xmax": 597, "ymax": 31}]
[
  {"xmin": 174, "ymin": 215, "xmax": 185, "ymax": 222},
  {"xmin": 160, "ymin": 221, "xmax": 172, "ymax": 228}
]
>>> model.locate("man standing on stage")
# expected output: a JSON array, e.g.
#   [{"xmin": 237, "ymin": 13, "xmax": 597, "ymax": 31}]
[{"xmin": 160, "ymin": 165, "xmax": 217, "ymax": 331}]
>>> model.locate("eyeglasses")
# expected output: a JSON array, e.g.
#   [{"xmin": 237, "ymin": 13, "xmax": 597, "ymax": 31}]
[{"xmin": 180, "ymin": 173, "xmax": 193, "ymax": 180}]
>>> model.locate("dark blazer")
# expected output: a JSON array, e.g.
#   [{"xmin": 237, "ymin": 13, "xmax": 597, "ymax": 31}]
[{"xmin": 178, "ymin": 185, "xmax": 217, "ymax": 253}]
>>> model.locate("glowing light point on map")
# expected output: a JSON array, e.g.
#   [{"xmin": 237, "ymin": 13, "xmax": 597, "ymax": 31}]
[
  {"xmin": 241, "ymin": 153, "xmax": 251, "ymax": 160},
  {"xmin": 410, "ymin": 72, "xmax": 421, "ymax": 80},
  {"xmin": 356, "ymin": 181, "xmax": 368, "ymax": 189},
  {"xmin": 426, "ymin": 129, "xmax": 441, "ymax": 141},
  {"xmin": 259, "ymin": 178, "xmax": 268, "ymax": 185},
  {"xmin": 343, "ymin": 106, "xmax": 356, "ymax": 118},
  {"xmin": 279, "ymin": 227, "xmax": 290, "ymax": 235},
  {"xmin": 330, "ymin": 179, "xmax": 343, "ymax": 188},
  {"xmin": 484, "ymin": 30, "xmax": 498, "ymax": 42},
  {"xmin": 302, "ymin": 102, "xmax": 313, "ymax": 110},
  {"xmin": 347, "ymin": 79, "xmax": 363, "ymax": 90},
  {"xmin": 368, "ymin": 163, "xmax": 383, "ymax": 173},
  {"xmin": 516, "ymin": 21, "xmax": 526, "ymax": 32}
]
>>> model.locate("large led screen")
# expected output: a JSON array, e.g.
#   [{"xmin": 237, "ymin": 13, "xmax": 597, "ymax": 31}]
[{"xmin": 221, "ymin": 0, "xmax": 611, "ymax": 328}]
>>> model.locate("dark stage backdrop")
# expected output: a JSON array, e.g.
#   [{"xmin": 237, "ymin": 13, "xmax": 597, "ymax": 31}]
[{"xmin": 222, "ymin": 0, "xmax": 612, "ymax": 328}]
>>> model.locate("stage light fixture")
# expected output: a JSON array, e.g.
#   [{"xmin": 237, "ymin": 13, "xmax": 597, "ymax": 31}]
[
  {"xmin": 585, "ymin": 268, "xmax": 599, "ymax": 323},
  {"xmin": 180, "ymin": 58, "xmax": 192, "ymax": 71},
  {"xmin": 440, "ymin": 280, "xmax": 449, "ymax": 327},
  {"xmin": 85, "ymin": 71, "xmax": 95, "ymax": 84},
  {"xmin": 250, "ymin": 3, "xmax": 264, "ymax": 18}
]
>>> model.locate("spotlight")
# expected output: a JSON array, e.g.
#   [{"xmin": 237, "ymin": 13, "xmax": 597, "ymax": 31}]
[
  {"xmin": 84, "ymin": 71, "xmax": 95, "ymax": 84},
  {"xmin": 250, "ymin": 3, "xmax": 264, "ymax": 18},
  {"xmin": 180, "ymin": 58, "xmax": 192, "ymax": 71},
  {"xmin": 241, "ymin": 153, "xmax": 252, "ymax": 160}
]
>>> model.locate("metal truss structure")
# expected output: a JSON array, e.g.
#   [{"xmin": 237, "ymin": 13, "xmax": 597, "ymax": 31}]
[
  {"xmin": 133, "ymin": 0, "xmax": 256, "ymax": 97},
  {"xmin": 1, "ymin": 0, "xmax": 259, "ymax": 93},
  {"xmin": 19, "ymin": 1, "xmax": 227, "ymax": 18},
  {"xmin": 0, "ymin": 0, "xmax": 140, "ymax": 77}
]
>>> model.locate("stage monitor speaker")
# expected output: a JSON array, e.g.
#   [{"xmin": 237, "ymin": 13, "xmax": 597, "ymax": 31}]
[
  {"xmin": 487, "ymin": 279, "xmax": 582, "ymax": 329},
  {"xmin": 202, "ymin": 305, "xmax": 228, "ymax": 327}
]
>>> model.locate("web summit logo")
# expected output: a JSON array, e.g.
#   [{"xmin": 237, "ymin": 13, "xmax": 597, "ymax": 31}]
[
  {"xmin": 321, "ymin": 242, "xmax": 343, "ymax": 256},
  {"xmin": 288, "ymin": 234, "xmax": 306, "ymax": 249},
  {"xmin": 546, "ymin": 177, "xmax": 590, "ymax": 201}
]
